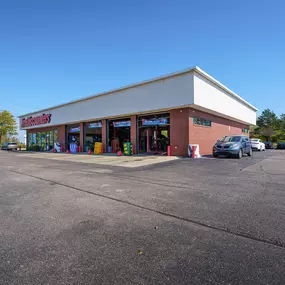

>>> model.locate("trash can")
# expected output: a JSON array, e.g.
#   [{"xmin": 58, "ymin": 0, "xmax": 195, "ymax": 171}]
[{"xmin": 94, "ymin": 142, "xmax": 103, "ymax": 155}]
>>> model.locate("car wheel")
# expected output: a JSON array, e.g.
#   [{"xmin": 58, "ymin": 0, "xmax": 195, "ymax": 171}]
[
  {"xmin": 213, "ymin": 154, "xmax": 218, "ymax": 158},
  {"xmin": 247, "ymin": 148, "xmax": 253, "ymax": 156},
  {"xmin": 237, "ymin": 149, "xmax": 243, "ymax": 159}
]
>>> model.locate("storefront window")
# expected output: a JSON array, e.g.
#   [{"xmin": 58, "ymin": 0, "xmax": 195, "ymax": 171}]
[
  {"xmin": 108, "ymin": 119, "xmax": 131, "ymax": 152},
  {"xmin": 85, "ymin": 121, "xmax": 102, "ymax": 152},
  {"xmin": 27, "ymin": 129, "xmax": 58, "ymax": 151},
  {"xmin": 32, "ymin": 133, "xmax": 36, "ymax": 145},
  {"xmin": 36, "ymin": 133, "xmax": 41, "ymax": 147},
  {"xmin": 138, "ymin": 113, "xmax": 170, "ymax": 154},
  {"xmin": 193, "ymin": 117, "xmax": 211, "ymax": 127},
  {"xmin": 28, "ymin": 133, "xmax": 33, "ymax": 147},
  {"xmin": 54, "ymin": 129, "xmax": 58, "ymax": 143},
  {"xmin": 41, "ymin": 132, "xmax": 46, "ymax": 151},
  {"xmin": 67, "ymin": 124, "xmax": 80, "ymax": 152},
  {"xmin": 49, "ymin": 131, "xmax": 54, "ymax": 150}
]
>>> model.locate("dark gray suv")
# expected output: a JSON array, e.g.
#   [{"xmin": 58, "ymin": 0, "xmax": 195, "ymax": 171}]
[{"xmin": 213, "ymin": 135, "xmax": 252, "ymax": 159}]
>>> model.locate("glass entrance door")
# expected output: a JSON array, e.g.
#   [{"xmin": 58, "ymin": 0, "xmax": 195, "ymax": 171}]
[
  {"xmin": 67, "ymin": 124, "xmax": 80, "ymax": 152},
  {"xmin": 138, "ymin": 113, "xmax": 170, "ymax": 154},
  {"xmin": 139, "ymin": 126, "xmax": 169, "ymax": 153},
  {"xmin": 108, "ymin": 119, "xmax": 131, "ymax": 152}
]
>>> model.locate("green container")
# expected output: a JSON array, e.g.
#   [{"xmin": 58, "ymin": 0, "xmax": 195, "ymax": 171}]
[{"xmin": 123, "ymin": 142, "xmax": 133, "ymax": 156}]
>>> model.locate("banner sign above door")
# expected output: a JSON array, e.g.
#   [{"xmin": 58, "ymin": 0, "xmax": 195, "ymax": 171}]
[
  {"xmin": 142, "ymin": 118, "xmax": 168, "ymax": 126},
  {"xmin": 70, "ymin": 127, "xmax": 80, "ymax": 132},
  {"xmin": 113, "ymin": 121, "xmax": 131, "ymax": 128},
  {"xmin": 88, "ymin": 122, "xmax": 102, "ymax": 128}
]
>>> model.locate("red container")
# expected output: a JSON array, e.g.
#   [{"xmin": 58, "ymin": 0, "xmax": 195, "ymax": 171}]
[{"xmin": 192, "ymin": 146, "xmax": 197, "ymax": 158}]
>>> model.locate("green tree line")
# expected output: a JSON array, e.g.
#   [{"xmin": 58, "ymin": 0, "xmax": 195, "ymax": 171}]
[
  {"xmin": 0, "ymin": 110, "xmax": 24, "ymax": 147},
  {"xmin": 251, "ymin": 109, "xmax": 285, "ymax": 142}
]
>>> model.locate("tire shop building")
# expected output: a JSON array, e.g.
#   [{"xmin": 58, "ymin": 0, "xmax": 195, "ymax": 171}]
[{"xmin": 19, "ymin": 66, "xmax": 257, "ymax": 156}]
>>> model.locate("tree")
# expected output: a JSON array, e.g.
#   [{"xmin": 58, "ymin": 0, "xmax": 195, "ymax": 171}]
[
  {"xmin": 257, "ymin": 109, "xmax": 279, "ymax": 129},
  {"xmin": 255, "ymin": 109, "xmax": 280, "ymax": 142},
  {"xmin": 0, "ymin": 110, "xmax": 18, "ymax": 145},
  {"xmin": 249, "ymin": 125, "xmax": 259, "ymax": 139},
  {"xmin": 278, "ymin": 113, "xmax": 285, "ymax": 141}
]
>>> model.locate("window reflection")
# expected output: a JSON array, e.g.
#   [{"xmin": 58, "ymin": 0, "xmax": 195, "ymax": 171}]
[{"xmin": 27, "ymin": 129, "xmax": 58, "ymax": 151}]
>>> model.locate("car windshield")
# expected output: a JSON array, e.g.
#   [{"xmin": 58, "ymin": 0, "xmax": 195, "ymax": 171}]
[
  {"xmin": 251, "ymin": 139, "xmax": 259, "ymax": 142},
  {"xmin": 220, "ymin": 136, "xmax": 241, "ymax": 142}
]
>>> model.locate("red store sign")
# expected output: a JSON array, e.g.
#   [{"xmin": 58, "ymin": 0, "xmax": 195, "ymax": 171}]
[{"xmin": 21, "ymin": 114, "xmax": 52, "ymax": 128}]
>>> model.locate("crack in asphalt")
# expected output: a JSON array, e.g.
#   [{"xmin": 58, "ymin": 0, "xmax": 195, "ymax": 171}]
[
  {"xmin": 7, "ymin": 169, "xmax": 285, "ymax": 250},
  {"xmin": 259, "ymin": 164, "xmax": 285, "ymax": 176}
]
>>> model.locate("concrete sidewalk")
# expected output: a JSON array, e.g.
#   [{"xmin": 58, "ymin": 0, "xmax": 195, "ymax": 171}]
[{"xmin": 15, "ymin": 152, "xmax": 180, "ymax": 168}]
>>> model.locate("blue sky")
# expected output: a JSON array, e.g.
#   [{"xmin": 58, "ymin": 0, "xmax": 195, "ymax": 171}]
[{"xmin": 1, "ymin": 0, "xmax": 284, "ymax": 140}]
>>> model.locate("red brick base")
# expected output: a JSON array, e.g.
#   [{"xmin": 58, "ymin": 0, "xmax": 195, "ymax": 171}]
[
  {"xmin": 168, "ymin": 107, "xmax": 249, "ymax": 156},
  {"xmin": 170, "ymin": 108, "xmax": 190, "ymax": 156},
  {"xmin": 189, "ymin": 108, "xmax": 249, "ymax": 155},
  {"xmin": 25, "ymin": 107, "xmax": 249, "ymax": 156}
]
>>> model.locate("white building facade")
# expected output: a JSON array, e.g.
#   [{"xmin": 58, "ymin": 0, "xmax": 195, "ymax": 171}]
[{"xmin": 19, "ymin": 67, "xmax": 257, "ymax": 155}]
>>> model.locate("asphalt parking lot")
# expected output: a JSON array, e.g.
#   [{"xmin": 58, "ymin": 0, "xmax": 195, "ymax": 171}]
[{"xmin": 1, "ymin": 150, "xmax": 285, "ymax": 284}]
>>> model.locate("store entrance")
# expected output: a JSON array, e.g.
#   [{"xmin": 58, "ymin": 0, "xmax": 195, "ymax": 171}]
[
  {"xmin": 67, "ymin": 125, "xmax": 80, "ymax": 153},
  {"xmin": 108, "ymin": 119, "xmax": 131, "ymax": 152},
  {"xmin": 138, "ymin": 114, "xmax": 170, "ymax": 154},
  {"xmin": 85, "ymin": 121, "xmax": 102, "ymax": 152}
]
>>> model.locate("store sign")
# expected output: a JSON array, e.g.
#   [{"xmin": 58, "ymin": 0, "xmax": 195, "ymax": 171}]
[
  {"xmin": 88, "ymin": 122, "xmax": 102, "ymax": 128},
  {"xmin": 113, "ymin": 121, "xmax": 131, "ymax": 128},
  {"xmin": 142, "ymin": 118, "xmax": 168, "ymax": 126},
  {"xmin": 70, "ymin": 127, "xmax": 80, "ymax": 132},
  {"xmin": 21, "ymin": 113, "xmax": 51, "ymax": 128}
]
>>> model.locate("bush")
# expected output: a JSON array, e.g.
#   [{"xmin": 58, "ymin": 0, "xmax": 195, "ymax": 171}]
[
  {"xmin": 27, "ymin": 145, "xmax": 41, "ymax": 151},
  {"xmin": 18, "ymin": 143, "xmax": 26, "ymax": 149}
]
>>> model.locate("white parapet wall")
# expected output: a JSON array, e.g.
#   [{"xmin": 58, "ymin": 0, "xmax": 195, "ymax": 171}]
[
  {"xmin": 193, "ymin": 69, "xmax": 257, "ymax": 125},
  {"xmin": 19, "ymin": 71, "xmax": 194, "ymax": 129},
  {"xmin": 19, "ymin": 67, "xmax": 257, "ymax": 129}
]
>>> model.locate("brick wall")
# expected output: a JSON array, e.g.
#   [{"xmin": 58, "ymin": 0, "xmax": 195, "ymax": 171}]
[
  {"xmin": 25, "ymin": 108, "xmax": 250, "ymax": 156},
  {"xmin": 79, "ymin": 122, "xmax": 84, "ymax": 151},
  {"xmin": 131, "ymin": 115, "xmax": 137, "ymax": 154},
  {"xmin": 189, "ymin": 108, "xmax": 249, "ymax": 155},
  {"xmin": 170, "ymin": 108, "xmax": 190, "ymax": 156},
  {"xmin": 101, "ymin": 119, "xmax": 107, "ymax": 152}
]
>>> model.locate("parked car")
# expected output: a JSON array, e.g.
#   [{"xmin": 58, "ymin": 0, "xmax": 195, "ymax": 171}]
[
  {"xmin": 277, "ymin": 142, "xmax": 285, "ymax": 149},
  {"xmin": 213, "ymin": 135, "xmax": 252, "ymax": 159},
  {"xmin": 265, "ymin": 142, "xmax": 274, "ymax": 149},
  {"xmin": 1, "ymin": 142, "xmax": 18, "ymax": 150},
  {"xmin": 250, "ymin": 139, "xmax": 265, "ymax": 151}
]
